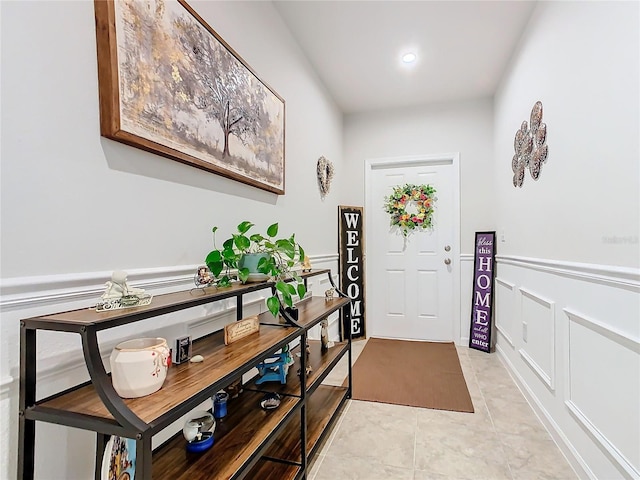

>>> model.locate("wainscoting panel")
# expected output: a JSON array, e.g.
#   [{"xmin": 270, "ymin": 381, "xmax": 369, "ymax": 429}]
[
  {"xmin": 495, "ymin": 255, "xmax": 640, "ymax": 480},
  {"xmin": 565, "ymin": 308, "xmax": 640, "ymax": 479},
  {"xmin": 519, "ymin": 287, "xmax": 555, "ymax": 390},
  {"xmin": 495, "ymin": 278, "xmax": 516, "ymax": 348}
]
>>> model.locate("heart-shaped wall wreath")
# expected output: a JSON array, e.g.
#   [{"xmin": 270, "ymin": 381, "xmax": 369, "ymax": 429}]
[{"xmin": 316, "ymin": 156, "xmax": 334, "ymax": 198}]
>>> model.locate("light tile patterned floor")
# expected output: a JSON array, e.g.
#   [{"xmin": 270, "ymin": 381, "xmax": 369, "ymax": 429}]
[{"xmin": 312, "ymin": 339, "xmax": 577, "ymax": 480}]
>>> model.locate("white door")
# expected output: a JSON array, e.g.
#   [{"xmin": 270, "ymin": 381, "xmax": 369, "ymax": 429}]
[{"xmin": 366, "ymin": 154, "xmax": 460, "ymax": 342}]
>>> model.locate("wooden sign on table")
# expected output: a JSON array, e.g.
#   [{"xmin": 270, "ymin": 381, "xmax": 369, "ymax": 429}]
[{"xmin": 224, "ymin": 315, "xmax": 260, "ymax": 345}]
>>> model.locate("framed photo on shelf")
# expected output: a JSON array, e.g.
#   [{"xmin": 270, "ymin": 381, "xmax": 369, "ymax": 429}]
[
  {"xmin": 101, "ymin": 436, "xmax": 136, "ymax": 480},
  {"xmin": 94, "ymin": 0, "xmax": 286, "ymax": 194}
]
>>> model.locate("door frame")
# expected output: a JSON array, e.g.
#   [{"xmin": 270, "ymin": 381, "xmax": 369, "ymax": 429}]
[{"xmin": 364, "ymin": 153, "xmax": 462, "ymax": 343}]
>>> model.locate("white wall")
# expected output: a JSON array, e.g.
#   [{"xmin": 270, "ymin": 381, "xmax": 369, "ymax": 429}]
[
  {"xmin": 343, "ymin": 97, "xmax": 495, "ymax": 256},
  {"xmin": 494, "ymin": 1, "xmax": 639, "ymax": 268},
  {"xmin": 0, "ymin": 0, "xmax": 344, "ymax": 278},
  {"xmin": 494, "ymin": 2, "xmax": 640, "ymax": 479},
  {"xmin": 2, "ymin": 1, "xmax": 639, "ymax": 479},
  {"xmin": 0, "ymin": 1, "xmax": 344, "ymax": 478}
]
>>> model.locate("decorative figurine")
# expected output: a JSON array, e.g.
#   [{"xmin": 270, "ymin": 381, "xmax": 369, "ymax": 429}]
[
  {"xmin": 301, "ymin": 256, "xmax": 312, "ymax": 272},
  {"xmin": 320, "ymin": 319, "xmax": 334, "ymax": 352},
  {"xmin": 297, "ymin": 341, "xmax": 313, "ymax": 377},
  {"xmin": 324, "ymin": 287, "xmax": 335, "ymax": 300},
  {"xmin": 97, "ymin": 271, "xmax": 152, "ymax": 311},
  {"xmin": 255, "ymin": 346, "xmax": 293, "ymax": 385}
]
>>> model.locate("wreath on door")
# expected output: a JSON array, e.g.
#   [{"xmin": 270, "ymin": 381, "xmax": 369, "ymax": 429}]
[{"xmin": 384, "ymin": 184, "xmax": 437, "ymax": 236}]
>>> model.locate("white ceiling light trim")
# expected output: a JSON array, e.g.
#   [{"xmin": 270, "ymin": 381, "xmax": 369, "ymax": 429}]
[{"xmin": 401, "ymin": 52, "xmax": 417, "ymax": 64}]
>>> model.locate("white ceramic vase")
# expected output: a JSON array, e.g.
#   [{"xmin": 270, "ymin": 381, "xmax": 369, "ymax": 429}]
[{"xmin": 110, "ymin": 337, "xmax": 170, "ymax": 398}]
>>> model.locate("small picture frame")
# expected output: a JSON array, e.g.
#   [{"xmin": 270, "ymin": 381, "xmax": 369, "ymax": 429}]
[
  {"xmin": 174, "ymin": 336, "xmax": 192, "ymax": 364},
  {"xmin": 194, "ymin": 266, "xmax": 215, "ymax": 287}
]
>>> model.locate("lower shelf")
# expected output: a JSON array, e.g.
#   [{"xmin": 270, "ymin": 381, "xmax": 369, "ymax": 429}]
[
  {"xmin": 151, "ymin": 390, "xmax": 300, "ymax": 480},
  {"xmin": 244, "ymin": 458, "xmax": 302, "ymax": 480},
  {"xmin": 263, "ymin": 384, "xmax": 349, "ymax": 462}
]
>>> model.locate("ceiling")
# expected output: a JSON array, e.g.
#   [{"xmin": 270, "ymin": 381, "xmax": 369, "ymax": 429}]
[{"xmin": 273, "ymin": 1, "xmax": 537, "ymax": 114}]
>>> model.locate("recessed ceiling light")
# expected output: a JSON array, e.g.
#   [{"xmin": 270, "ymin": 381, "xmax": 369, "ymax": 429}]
[{"xmin": 402, "ymin": 52, "xmax": 417, "ymax": 64}]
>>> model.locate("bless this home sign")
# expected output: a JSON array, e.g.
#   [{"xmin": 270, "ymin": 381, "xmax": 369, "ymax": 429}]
[
  {"xmin": 469, "ymin": 231, "xmax": 497, "ymax": 353},
  {"xmin": 338, "ymin": 206, "xmax": 366, "ymax": 340}
]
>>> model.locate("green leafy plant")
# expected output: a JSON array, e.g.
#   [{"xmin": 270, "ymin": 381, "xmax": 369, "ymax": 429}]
[{"xmin": 205, "ymin": 221, "xmax": 307, "ymax": 318}]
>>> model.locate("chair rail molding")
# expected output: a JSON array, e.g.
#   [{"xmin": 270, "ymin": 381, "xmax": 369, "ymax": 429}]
[
  {"xmin": 496, "ymin": 255, "xmax": 640, "ymax": 290},
  {"xmin": 0, "ymin": 254, "xmax": 339, "ymax": 309},
  {"xmin": 0, "ymin": 265, "xmax": 199, "ymax": 309}
]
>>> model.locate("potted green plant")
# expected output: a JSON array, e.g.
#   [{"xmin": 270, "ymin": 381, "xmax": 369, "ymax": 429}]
[{"xmin": 205, "ymin": 221, "xmax": 307, "ymax": 318}]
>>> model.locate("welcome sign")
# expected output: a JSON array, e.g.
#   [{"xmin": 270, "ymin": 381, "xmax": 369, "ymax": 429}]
[
  {"xmin": 338, "ymin": 206, "xmax": 366, "ymax": 339},
  {"xmin": 469, "ymin": 231, "xmax": 496, "ymax": 353}
]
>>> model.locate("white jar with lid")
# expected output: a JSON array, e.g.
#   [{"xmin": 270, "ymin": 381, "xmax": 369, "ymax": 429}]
[{"xmin": 110, "ymin": 337, "xmax": 170, "ymax": 398}]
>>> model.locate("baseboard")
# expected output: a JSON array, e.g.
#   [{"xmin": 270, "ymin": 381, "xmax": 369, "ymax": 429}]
[{"xmin": 496, "ymin": 344, "xmax": 593, "ymax": 480}]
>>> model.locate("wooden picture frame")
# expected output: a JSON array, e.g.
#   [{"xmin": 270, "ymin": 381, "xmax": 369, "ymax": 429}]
[{"xmin": 94, "ymin": 0, "xmax": 286, "ymax": 194}]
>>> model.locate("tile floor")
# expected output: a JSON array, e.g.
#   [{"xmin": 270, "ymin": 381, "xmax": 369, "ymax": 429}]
[{"xmin": 311, "ymin": 339, "xmax": 578, "ymax": 480}]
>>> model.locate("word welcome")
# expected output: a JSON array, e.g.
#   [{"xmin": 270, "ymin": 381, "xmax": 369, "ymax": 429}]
[{"xmin": 339, "ymin": 207, "xmax": 365, "ymax": 338}]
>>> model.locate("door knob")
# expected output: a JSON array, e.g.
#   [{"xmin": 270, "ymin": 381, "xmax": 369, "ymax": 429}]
[
  {"xmin": 444, "ymin": 245, "xmax": 451, "ymax": 252},
  {"xmin": 444, "ymin": 258, "xmax": 451, "ymax": 265}
]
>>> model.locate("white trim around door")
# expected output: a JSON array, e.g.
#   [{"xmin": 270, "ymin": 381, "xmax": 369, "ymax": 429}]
[{"xmin": 364, "ymin": 153, "xmax": 461, "ymax": 343}]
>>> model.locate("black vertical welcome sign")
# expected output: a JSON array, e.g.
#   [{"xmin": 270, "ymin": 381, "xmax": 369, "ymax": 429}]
[
  {"xmin": 469, "ymin": 231, "xmax": 496, "ymax": 353},
  {"xmin": 338, "ymin": 206, "xmax": 366, "ymax": 339}
]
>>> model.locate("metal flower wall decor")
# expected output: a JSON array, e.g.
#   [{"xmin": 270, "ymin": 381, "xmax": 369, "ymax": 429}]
[{"xmin": 512, "ymin": 101, "xmax": 549, "ymax": 187}]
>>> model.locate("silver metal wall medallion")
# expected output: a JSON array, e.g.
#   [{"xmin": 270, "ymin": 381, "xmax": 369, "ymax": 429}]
[{"xmin": 512, "ymin": 101, "xmax": 549, "ymax": 187}]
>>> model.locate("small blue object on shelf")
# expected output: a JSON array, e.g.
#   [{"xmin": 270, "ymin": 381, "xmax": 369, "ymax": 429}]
[
  {"xmin": 255, "ymin": 352, "xmax": 289, "ymax": 385},
  {"xmin": 186, "ymin": 432, "xmax": 214, "ymax": 453},
  {"xmin": 213, "ymin": 391, "xmax": 228, "ymax": 419}
]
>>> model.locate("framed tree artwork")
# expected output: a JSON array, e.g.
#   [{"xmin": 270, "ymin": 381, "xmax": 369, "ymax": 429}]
[{"xmin": 94, "ymin": 0, "xmax": 286, "ymax": 194}]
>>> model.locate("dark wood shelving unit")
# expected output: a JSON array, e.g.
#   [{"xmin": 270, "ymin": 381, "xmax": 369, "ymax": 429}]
[
  {"xmin": 18, "ymin": 269, "xmax": 352, "ymax": 480},
  {"xmin": 262, "ymin": 385, "xmax": 348, "ymax": 463},
  {"xmin": 152, "ymin": 390, "xmax": 301, "ymax": 479},
  {"xmin": 36, "ymin": 321, "xmax": 300, "ymax": 430}
]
